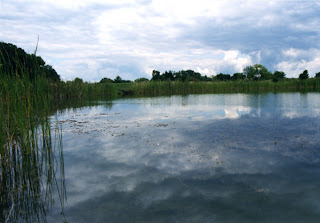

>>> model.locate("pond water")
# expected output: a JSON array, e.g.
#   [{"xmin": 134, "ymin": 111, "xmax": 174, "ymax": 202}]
[{"xmin": 48, "ymin": 93, "xmax": 320, "ymax": 223}]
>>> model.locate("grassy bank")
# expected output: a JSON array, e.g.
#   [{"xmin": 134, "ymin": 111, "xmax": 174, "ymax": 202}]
[
  {"xmin": 49, "ymin": 78, "xmax": 320, "ymax": 99},
  {"xmin": 50, "ymin": 80, "xmax": 117, "ymax": 99},
  {"xmin": 112, "ymin": 78, "xmax": 320, "ymax": 97}
]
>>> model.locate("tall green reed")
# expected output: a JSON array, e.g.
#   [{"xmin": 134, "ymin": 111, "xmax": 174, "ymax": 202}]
[
  {"xmin": 127, "ymin": 79, "xmax": 320, "ymax": 97},
  {"xmin": 0, "ymin": 50, "xmax": 66, "ymax": 223},
  {"xmin": 50, "ymin": 81, "xmax": 117, "ymax": 99}
]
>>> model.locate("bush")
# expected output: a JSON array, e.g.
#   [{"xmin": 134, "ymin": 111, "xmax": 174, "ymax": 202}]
[{"xmin": 299, "ymin": 70, "xmax": 309, "ymax": 80}]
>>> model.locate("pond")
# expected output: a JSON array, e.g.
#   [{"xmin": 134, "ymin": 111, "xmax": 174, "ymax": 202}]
[{"xmin": 48, "ymin": 93, "xmax": 320, "ymax": 223}]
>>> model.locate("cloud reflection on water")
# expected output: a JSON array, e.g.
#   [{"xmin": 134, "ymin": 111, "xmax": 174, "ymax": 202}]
[{"xmin": 49, "ymin": 93, "xmax": 320, "ymax": 223}]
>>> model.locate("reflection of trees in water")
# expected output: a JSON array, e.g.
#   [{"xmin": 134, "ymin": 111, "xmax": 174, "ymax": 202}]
[
  {"xmin": 52, "ymin": 98, "xmax": 113, "ymax": 115},
  {"xmin": 0, "ymin": 113, "xmax": 66, "ymax": 222}
]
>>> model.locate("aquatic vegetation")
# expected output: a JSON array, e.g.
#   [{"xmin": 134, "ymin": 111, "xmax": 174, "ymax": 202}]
[
  {"xmin": 53, "ymin": 77, "xmax": 320, "ymax": 98},
  {"xmin": 50, "ymin": 80, "xmax": 117, "ymax": 99},
  {"xmin": 114, "ymin": 79, "xmax": 320, "ymax": 97},
  {"xmin": 0, "ymin": 51, "xmax": 66, "ymax": 222},
  {"xmin": 1, "ymin": 41, "xmax": 320, "ymax": 222}
]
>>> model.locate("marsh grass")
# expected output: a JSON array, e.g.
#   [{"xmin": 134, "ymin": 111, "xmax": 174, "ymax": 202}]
[
  {"xmin": 29, "ymin": 75, "xmax": 320, "ymax": 100},
  {"xmin": 51, "ymin": 81, "xmax": 117, "ymax": 99},
  {"xmin": 59, "ymin": 78, "xmax": 320, "ymax": 98},
  {"xmin": 123, "ymin": 79, "xmax": 320, "ymax": 97},
  {"xmin": 0, "ymin": 52, "xmax": 66, "ymax": 222}
]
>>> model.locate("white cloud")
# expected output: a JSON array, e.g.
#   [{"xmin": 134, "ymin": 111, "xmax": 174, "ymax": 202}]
[
  {"xmin": 223, "ymin": 50, "xmax": 254, "ymax": 73},
  {"xmin": 1, "ymin": 0, "xmax": 320, "ymax": 81},
  {"xmin": 30, "ymin": 0, "xmax": 136, "ymax": 10},
  {"xmin": 282, "ymin": 48, "xmax": 303, "ymax": 58},
  {"xmin": 138, "ymin": 49, "xmax": 255, "ymax": 77},
  {"xmin": 276, "ymin": 48, "xmax": 320, "ymax": 77}
]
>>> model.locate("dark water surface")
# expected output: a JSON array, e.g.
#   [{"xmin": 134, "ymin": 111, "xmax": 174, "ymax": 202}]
[{"xmin": 48, "ymin": 93, "xmax": 320, "ymax": 223}]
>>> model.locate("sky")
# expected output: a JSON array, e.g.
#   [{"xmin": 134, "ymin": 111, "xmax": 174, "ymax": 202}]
[{"xmin": 1, "ymin": 0, "xmax": 320, "ymax": 82}]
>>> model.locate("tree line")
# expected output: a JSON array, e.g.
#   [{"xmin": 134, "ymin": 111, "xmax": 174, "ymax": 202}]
[
  {"xmin": 144, "ymin": 64, "xmax": 320, "ymax": 83},
  {"xmin": 1, "ymin": 42, "xmax": 319, "ymax": 84},
  {"xmin": 0, "ymin": 42, "xmax": 60, "ymax": 82},
  {"xmin": 99, "ymin": 65, "xmax": 320, "ymax": 83}
]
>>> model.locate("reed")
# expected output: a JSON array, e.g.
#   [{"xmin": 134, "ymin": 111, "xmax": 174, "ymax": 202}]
[
  {"xmin": 49, "ymin": 81, "xmax": 117, "ymax": 99},
  {"xmin": 0, "ymin": 52, "xmax": 66, "ymax": 222},
  {"xmin": 30, "ymin": 76, "xmax": 320, "ymax": 100},
  {"xmin": 122, "ymin": 79, "xmax": 320, "ymax": 97}
]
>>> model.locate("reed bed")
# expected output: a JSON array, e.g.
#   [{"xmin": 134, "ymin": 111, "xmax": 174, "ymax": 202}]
[
  {"xmin": 18, "ymin": 76, "xmax": 319, "ymax": 100},
  {"xmin": 50, "ymin": 81, "xmax": 117, "ymax": 99},
  {"xmin": 127, "ymin": 79, "xmax": 320, "ymax": 97},
  {"xmin": 0, "ymin": 55, "xmax": 66, "ymax": 222}
]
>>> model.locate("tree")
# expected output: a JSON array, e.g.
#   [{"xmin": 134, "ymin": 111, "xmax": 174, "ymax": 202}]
[
  {"xmin": 74, "ymin": 77, "xmax": 83, "ymax": 84},
  {"xmin": 0, "ymin": 42, "xmax": 60, "ymax": 81},
  {"xmin": 43, "ymin": 65, "xmax": 60, "ymax": 82},
  {"xmin": 134, "ymin": 77, "xmax": 149, "ymax": 82},
  {"xmin": 243, "ymin": 65, "xmax": 256, "ymax": 80},
  {"xmin": 174, "ymin": 70, "xmax": 202, "ymax": 82},
  {"xmin": 114, "ymin": 76, "xmax": 123, "ymax": 83},
  {"xmin": 151, "ymin": 70, "xmax": 161, "ymax": 81},
  {"xmin": 100, "ymin": 77, "xmax": 113, "ymax": 83},
  {"xmin": 243, "ymin": 64, "xmax": 272, "ymax": 80},
  {"xmin": 215, "ymin": 73, "xmax": 231, "ymax": 81},
  {"xmin": 202, "ymin": 75, "xmax": 212, "ymax": 81},
  {"xmin": 254, "ymin": 64, "xmax": 272, "ymax": 80},
  {"xmin": 163, "ymin": 71, "xmax": 175, "ymax": 81},
  {"xmin": 232, "ymin": 73, "xmax": 245, "ymax": 80},
  {"xmin": 272, "ymin": 71, "xmax": 286, "ymax": 82},
  {"xmin": 113, "ymin": 76, "xmax": 131, "ymax": 83},
  {"xmin": 315, "ymin": 72, "xmax": 320, "ymax": 78},
  {"xmin": 299, "ymin": 70, "xmax": 309, "ymax": 80},
  {"xmin": 273, "ymin": 71, "xmax": 286, "ymax": 79}
]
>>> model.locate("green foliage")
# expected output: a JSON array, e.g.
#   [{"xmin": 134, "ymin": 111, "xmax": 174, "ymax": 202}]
[
  {"xmin": 0, "ymin": 42, "xmax": 60, "ymax": 81},
  {"xmin": 2, "ymin": 41, "xmax": 320, "ymax": 100},
  {"xmin": 175, "ymin": 70, "xmax": 203, "ymax": 81},
  {"xmin": 255, "ymin": 64, "xmax": 273, "ymax": 80},
  {"xmin": 274, "ymin": 71, "xmax": 286, "ymax": 79},
  {"xmin": 151, "ymin": 69, "xmax": 208, "ymax": 82},
  {"xmin": 243, "ymin": 64, "xmax": 272, "ymax": 80},
  {"xmin": 232, "ymin": 73, "xmax": 245, "ymax": 81},
  {"xmin": 51, "ymin": 81, "xmax": 116, "ymax": 99},
  {"xmin": 272, "ymin": 71, "xmax": 286, "ymax": 82},
  {"xmin": 315, "ymin": 72, "xmax": 320, "ymax": 78},
  {"xmin": 118, "ymin": 78, "xmax": 320, "ymax": 97},
  {"xmin": 134, "ymin": 77, "xmax": 149, "ymax": 82},
  {"xmin": 113, "ymin": 75, "xmax": 131, "ymax": 83},
  {"xmin": 299, "ymin": 70, "xmax": 309, "ymax": 80},
  {"xmin": 148, "ymin": 65, "xmax": 278, "ymax": 83},
  {"xmin": 74, "ymin": 77, "xmax": 84, "ymax": 84},
  {"xmin": 114, "ymin": 75, "xmax": 123, "ymax": 83},
  {"xmin": 100, "ymin": 77, "xmax": 113, "ymax": 83},
  {"xmin": 151, "ymin": 70, "xmax": 161, "ymax": 81},
  {"xmin": 0, "ymin": 60, "xmax": 65, "ymax": 222},
  {"xmin": 162, "ymin": 71, "xmax": 175, "ymax": 81},
  {"xmin": 148, "ymin": 65, "xmax": 279, "ymax": 83},
  {"xmin": 243, "ymin": 65, "xmax": 256, "ymax": 79},
  {"xmin": 215, "ymin": 73, "xmax": 231, "ymax": 81},
  {"xmin": 43, "ymin": 64, "xmax": 60, "ymax": 81}
]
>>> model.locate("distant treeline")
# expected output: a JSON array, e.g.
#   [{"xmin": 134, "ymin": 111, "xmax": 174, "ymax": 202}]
[
  {"xmin": 2, "ymin": 41, "xmax": 320, "ymax": 86},
  {"xmin": 99, "ymin": 65, "xmax": 320, "ymax": 84},
  {"xmin": 1, "ymin": 41, "xmax": 320, "ymax": 100},
  {"xmin": 142, "ymin": 64, "xmax": 320, "ymax": 83}
]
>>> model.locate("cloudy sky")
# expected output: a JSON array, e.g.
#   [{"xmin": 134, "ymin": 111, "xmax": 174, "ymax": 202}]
[{"xmin": 1, "ymin": 0, "xmax": 320, "ymax": 81}]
